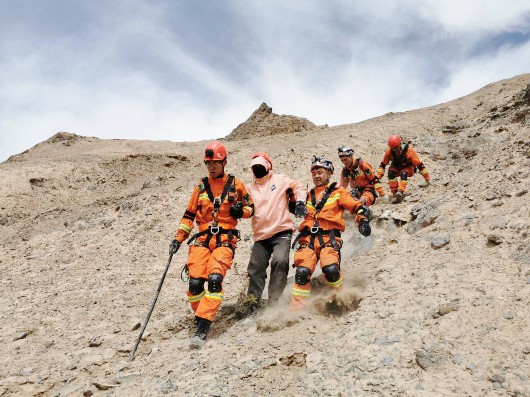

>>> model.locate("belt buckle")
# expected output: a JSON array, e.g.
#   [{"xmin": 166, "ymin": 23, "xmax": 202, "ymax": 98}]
[
  {"xmin": 210, "ymin": 225, "xmax": 220, "ymax": 235},
  {"xmin": 310, "ymin": 226, "xmax": 320, "ymax": 234},
  {"xmin": 213, "ymin": 197, "xmax": 222, "ymax": 205}
]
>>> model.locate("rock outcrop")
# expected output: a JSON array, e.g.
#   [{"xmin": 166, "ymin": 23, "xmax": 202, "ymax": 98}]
[{"xmin": 226, "ymin": 102, "xmax": 318, "ymax": 140}]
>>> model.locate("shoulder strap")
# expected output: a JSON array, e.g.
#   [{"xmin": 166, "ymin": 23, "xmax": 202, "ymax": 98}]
[
  {"xmin": 314, "ymin": 182, "xmax": 337, "ymax": 213},
  {"xmin": 400, "ymin": 144, "xmax": 409, "ymax": 165},
  {"xmin": 202, "ymin": 177, "xmax": 214, "ymax": 202},
  {"xmin": 202, "ymin": 174, "xmax": 235, "ymax": 211}
]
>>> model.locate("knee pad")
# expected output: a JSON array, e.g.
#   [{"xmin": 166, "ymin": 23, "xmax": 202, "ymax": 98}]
[
  {"xmin": 400, "ymin": 171, "xmax": 408, "ymax": 180},
  {"xmin": 322, "ymin": 264, "xmax": 341, "ymax": 283},
  {"xmin": 189, "ymin": 277, "xmax": 206, "ymax": 295},
  {"xmin": 208, "ymin": 273, "xmax": 223, "ymax": 293},
  {"xmin": 388, "ymin": 170, "xmax": 397, "ymax": 180},
  {"xmin": 295, "ymin": 266, "xmax": 312, "ymax": 285}
]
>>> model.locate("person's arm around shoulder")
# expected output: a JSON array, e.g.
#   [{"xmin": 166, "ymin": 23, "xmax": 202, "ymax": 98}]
[
  {"xmin": 234, "ymin": 178, "xmax": 254, "ymax": 219},
  {"xmin": 286, "ymin": 174, "xmax": 308, "ymax": 218}
]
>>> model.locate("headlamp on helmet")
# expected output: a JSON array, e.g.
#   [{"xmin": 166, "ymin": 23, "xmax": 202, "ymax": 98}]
[
  {"xmin": 338, "ymin": 146, "xmax": 354, "ymax": 157},
  {"xmin": 311, "ymin": 156, "xmax": 334, "ymax": 172}
]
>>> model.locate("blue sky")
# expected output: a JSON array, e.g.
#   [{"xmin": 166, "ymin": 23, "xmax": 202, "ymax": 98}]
[{"xmin": 1, "ymin": 0, "xmax": 530, "ymax": 161}]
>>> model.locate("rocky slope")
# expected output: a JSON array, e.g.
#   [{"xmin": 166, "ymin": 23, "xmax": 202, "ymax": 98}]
[{"xmin": 0, "ymin": 74, "xmax": 529, "ymax": 396}]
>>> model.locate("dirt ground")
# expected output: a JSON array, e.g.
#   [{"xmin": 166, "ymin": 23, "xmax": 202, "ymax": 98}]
[{"xmin": 1, "ymin": 74, "xmax": 529, "ymax": 396}]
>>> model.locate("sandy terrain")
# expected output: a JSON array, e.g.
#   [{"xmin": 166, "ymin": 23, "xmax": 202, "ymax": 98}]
[{"xmin": 1, "ymin": 74, "xmax": 529, "ymax": 396}]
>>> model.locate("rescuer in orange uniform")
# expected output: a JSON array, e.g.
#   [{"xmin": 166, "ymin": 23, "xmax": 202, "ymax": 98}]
[
  {"xmin": 290, "ymin": 156, "xmax": 371, "ymax": 311},
  {"xmin": 376, "ymin": 135, "xmax": 430, "ymax": 204},
  {"xmin": 170, "ymin": 141, "xmax": 253, "ymax": 348},
  {"xmin": 338, "ymin": 146, "xmax": 385, "ymax": 206}
]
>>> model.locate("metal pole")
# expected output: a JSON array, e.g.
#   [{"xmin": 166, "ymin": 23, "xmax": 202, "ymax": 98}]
[{"xmin": 129, "ymin": 251, "xmax": 175, "ymax": 362}]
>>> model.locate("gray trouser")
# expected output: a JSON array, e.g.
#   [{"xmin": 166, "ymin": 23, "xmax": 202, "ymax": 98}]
[{"xmin": 247, "ymin": 230, "xmax": 292, "ymax": 304}]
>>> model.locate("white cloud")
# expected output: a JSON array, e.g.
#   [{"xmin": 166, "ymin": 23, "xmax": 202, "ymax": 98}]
[{"xmin": 1, "ymin": 1, "xmax": 530, "ymax": 161}]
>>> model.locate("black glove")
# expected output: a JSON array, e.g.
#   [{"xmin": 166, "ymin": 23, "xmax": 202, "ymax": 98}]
[
  {"xmin": 356, "ymin": 205, "xmax": 370, "ymax": 218},
  {"xmin": 230, "ymin": 202, "xmax": 244, "ymax": 219},
  {"xmin": 358, "ymin": 219, "xmax": 371, "ymax": 237},
  {"xmin": 294, "ymin": 201, "xmax": 308, "ymax": 218},
  {"xmin": 169, "ymin": 239, "xmax": 181, "ymax": 254}
]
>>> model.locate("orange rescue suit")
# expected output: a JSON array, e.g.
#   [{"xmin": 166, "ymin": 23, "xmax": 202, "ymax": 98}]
[
  {"xmin": 175, "ymin": 173, "xmax": 253, "ymax": 321},
  {"xmin": 376, "ymin": 145, "xmax": 430, "ymax": 194},
  {"xmin": 290, "ymin": 183, "xmax": 365, "ymax": 311},
  {"xmin": 340, "ymin": 158, "xmax": 385, "ymax": 205}
]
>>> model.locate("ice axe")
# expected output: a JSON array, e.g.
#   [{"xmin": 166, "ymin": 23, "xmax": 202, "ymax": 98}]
[{"xmin": 129, "ymin": 242, "xmax": 180, "ymax": 362}]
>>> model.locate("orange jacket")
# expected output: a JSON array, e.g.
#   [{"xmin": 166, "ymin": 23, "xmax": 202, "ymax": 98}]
[
  {"xmin": 377, "ymin": 145, "xmax": 424, "ymax": 177},
  {"xmin": 340, "ymin": 158, "xmax": 378, "ymax": 190},
  {"xmin": 175, "ymin": 173, "xmax": 253, "ymax": 243},
  {"xmin": 299, "ymin": 183, "xmax": 364, "ymax": 232}
]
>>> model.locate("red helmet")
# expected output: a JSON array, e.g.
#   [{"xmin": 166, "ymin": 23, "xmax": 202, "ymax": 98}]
[
  {"xmin": 388, "ymin": 135, "xmax": 401, "ymax": 148},
  {"xmin": 204, "ymin": 141, "xmax": 227, "ymax": 161}
]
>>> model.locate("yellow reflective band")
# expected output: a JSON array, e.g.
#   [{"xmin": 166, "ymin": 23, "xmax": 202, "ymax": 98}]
[
  {"xmin": 198, "ymin": 193, "xmax": 210, "ymax": 201},
  {"xmin": 420, "ymin": 169, "xmax": 429, "ymax": 174},
  {"xmin": 205, "ymin": 291, "xmax": 224, "ymax": 301},
  {"xmin": 374, "ymin": 183, "xmax": 382, "ymax": 188},
  {"xmin": 402, "ymin": 180, "xmax": 409, "ymax": 184},
  {"xmin": 323, "ymin": 194, "xmax": 340, "ymax": 207},
  {"xmin": 389, "ymin": 178, "xmax": 398, "ymax": 182},
  {"xmin": 325, "ymin": 277, "xmax": 344, "ymax": 288},
  {"xmin": 179, "ymin": 224, "xmax": 192, "ymax": 233},
  {"xmin": 188, "ymin": 290, "xmax": 205, "ymax": 303},
  {"xmin": 306, "ymin": 202, "xmax": 315, "ymax": 210},
  {"xmin": 291, "ymin": 288, "xmax": 311, "ymax": 297}
]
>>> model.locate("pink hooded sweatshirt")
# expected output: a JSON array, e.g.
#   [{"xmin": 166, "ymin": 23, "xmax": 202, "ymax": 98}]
[{"xmin": 247, "ymin": 155, "xmax": 307, "ymax": 241}]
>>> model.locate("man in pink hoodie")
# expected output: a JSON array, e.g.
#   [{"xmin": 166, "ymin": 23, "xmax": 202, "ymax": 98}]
[{"xmin": 242, "ymin": 152, "xmax": 307, "ymax": 313}]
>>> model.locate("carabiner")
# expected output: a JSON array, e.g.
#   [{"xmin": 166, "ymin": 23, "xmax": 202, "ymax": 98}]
[{"xmin": 210, "ymin": 225, "xmax": 220, "ymax": 235}]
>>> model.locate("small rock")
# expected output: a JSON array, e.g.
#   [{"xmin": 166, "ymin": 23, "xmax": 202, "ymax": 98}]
[
  {"xmin": 131, "ymin": 322, "xmax": 141, "ymax": 331},
  {"xmin": 19, "ymin": 368, "xmax": 32, "ymax": 376},
  {"xmin": 487, "ymin": 234, "xmax": 503, "ymax": 245},
  {"xmin": 431, "ymin": 235, "xmax": 450, "ymax": 249},
  {"xmin": 415, "ymin": 350, "xmax": 436, "ymax": 370},
  {"xmin": 523, "ymin": 347, "xmax": 530, "ymax": 355},
  {"xmin": 115, "ymin": 372, "xmax": 142, "ymax": 384},
  {"xmin": 13, "ymin": 331, "xmax": 29, "ymax": 341},
  {"xmin": 415, "ymin": 383, "xmax": 424, "ymax": 390},
  {"xmin": 88, "ymin": 337, "xmax": 102, "ymax": 347},
  {"xmin": 503, "ymin": 312, "xmax": 514, "ymax": 320},
  {"xmin": 438, "ymin": 303, "xmax": 459, "ymax": 316},
  {"xmin": 83, "ymin": 390, "xmax": 93, "ymax": 397},
  {"xmin": 466, "ymin": 362, "xmax": 477, "ymax": 371},
  {"xmin": 489, "ymin": 374, "xmax": 505, "ymax": 384},
  {"xmin": 452, "ymin": 353, "xmax": 463, "ymax": 365},
  {"xmin": 93, "ymin": 382, "xmax": 116, "ymax": 391},
  {"xmin": 515, "ymin": 189, "xmax": 528, "ymax": 197},
  {"xmin": 485, "ymin": 192, "xmax": 496, "ymax": 201},
  {"xmin": 381, "ymin": 356, "xmax": 393, "ymax": 366},
  {"xmin": 492, "ymin": 382, "xmax": 503, "ymax": 390},
  {"xmin": 492, "ymin": 199, "xmax": 504, "ymax": 207}
]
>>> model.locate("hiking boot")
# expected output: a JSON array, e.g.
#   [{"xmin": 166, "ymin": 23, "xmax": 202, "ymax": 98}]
[
  {"xmin": 419, "ymin": 180, "xmax": 430, "ymax": 188},
  {"xmin": 189, "ymin": 317, "xmax": 211, "ymax": 349},
  {"xmin": 391, "ymin": 191, "xmax": 403, "ymax": 204}
]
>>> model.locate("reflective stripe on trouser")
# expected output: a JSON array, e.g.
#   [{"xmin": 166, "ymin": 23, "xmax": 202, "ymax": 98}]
[
  {"xmin": 185, "ymin": 233, "xmax": 236, "ymax": 321},
  {"xmin": 398, "ymin": 179, "xmax": 408, "ymax": 192},
  {"xmin": 186, "ymin": 290, "xmax": 205, "ymax": 312},
  {"xmin": 290, "ymin": 236, "xmax": 341, "ymax": 312},
  {"xmin": 374, "ymin": 182, "xmax": 385, "ymax": 197},
  {"xmin": 419, "ymin": 168, "xmax": 430, "ymax": 181}
]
